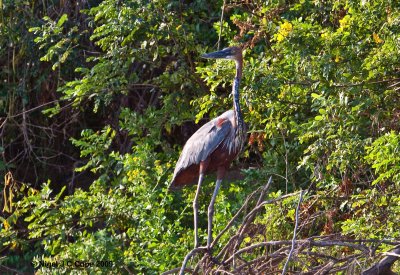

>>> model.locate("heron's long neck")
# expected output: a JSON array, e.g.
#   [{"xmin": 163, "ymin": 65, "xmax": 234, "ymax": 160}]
[{"xmin": 233, "ymin": 59, "xmax": 244, "ymax": 133}]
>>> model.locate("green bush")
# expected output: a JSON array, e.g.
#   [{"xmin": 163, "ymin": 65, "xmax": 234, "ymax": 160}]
[{"xmin": 1, "ymin": 0, "xmax": 399, "ymax": 273}]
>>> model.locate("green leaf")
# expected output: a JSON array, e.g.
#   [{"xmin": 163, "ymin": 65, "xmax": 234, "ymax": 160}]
[
  {"xmin": 314, "ymin": 115, "xmax": 323, "ymax": 121},
  {"xmin": 57, "ymin": 14, "xmax": 68, "ymax": 27}
]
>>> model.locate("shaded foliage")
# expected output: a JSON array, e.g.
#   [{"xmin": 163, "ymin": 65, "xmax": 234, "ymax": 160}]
[{"xmin": 0, "ymin": 0, "xmax": 399, "ymax": 274}]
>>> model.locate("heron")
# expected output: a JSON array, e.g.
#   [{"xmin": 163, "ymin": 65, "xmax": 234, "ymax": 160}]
[{"xmin": 169, "ymin": 46, "xmax": 247, "ymax": 249}]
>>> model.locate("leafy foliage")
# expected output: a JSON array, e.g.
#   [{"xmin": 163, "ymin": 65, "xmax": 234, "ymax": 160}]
[{"xmin": 1, "ymin": 0, "xmax": 399, "ymax": 274}]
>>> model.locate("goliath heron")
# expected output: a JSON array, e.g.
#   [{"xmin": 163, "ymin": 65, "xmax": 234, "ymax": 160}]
[{"xmin": 170, "ymin": 46, "xmax": 247, "ymax": 249}]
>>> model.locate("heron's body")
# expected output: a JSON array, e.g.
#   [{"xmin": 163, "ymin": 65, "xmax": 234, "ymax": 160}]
[
  {"xmin": 170, "ymin": 110, "xmax": 246, "ymax": 188},
  {"xmin": 170, "ymin": 46, "xmax": 246, "ymax": 251}
]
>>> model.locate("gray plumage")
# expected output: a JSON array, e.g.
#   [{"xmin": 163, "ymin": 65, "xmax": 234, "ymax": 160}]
[{"xmin": 171, "ymin": 110, "xmax": 245, "ymax": 186}]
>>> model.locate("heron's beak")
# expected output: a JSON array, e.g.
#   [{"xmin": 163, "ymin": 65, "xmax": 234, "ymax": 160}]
[{"xmin": 201, "ymin": 48, "xmax": 232, "ymax": 59}]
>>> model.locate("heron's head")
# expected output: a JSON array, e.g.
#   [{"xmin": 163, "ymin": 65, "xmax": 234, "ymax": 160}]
[{"xmin": 201, "ymin": 46, "xmax": 242, "ymax": 61}]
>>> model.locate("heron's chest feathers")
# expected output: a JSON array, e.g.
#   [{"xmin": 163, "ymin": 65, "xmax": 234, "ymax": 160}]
[{"xmin": 218, "ymin": 123, "xmax": 246, "ymax": 156}]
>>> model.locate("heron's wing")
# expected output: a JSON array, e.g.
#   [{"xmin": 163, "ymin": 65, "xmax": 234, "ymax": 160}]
[{"xmin": 172, "ymin": 110, "xmax": 234, "ymax": 180}]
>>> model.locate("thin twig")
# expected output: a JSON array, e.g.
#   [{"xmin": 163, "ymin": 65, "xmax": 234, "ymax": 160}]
[
  {"xmin": 382, "ymin": 252, "xmax": 400, "ymax": 257},
  {"xmin": 256, "ymin": 176, "xmax": 272, "ymax": 206},
  {"xmin": 124, "ymin": 265, "xmax": 134, "ymax": 275},
  {"xmin": 6, "ymin": 99, "xmax": 69, "ymax": 120},
  {"xmin": 332, "ymin": 77, "xmax": 400, "ymax": 88},
  {"xmin": 281, "ymin": 130, "xmax": 289, "ymax": 194},
  {"xmin": 240, "ymin": 191, "xmax": 302, "ymax": 227},
  {"xmin": 235, "ymin": 247, "xmax": 287, "ymax": 272},
  {"xmin": 313, "ymin": 261, "xmax": 335, "ymax": 275},
  {"xmin": 217, "ymin": 0, "xmax": 226, "ymax": 50},
  {"xmin": 282, "ymin": 190, "xmax": 304, "ymax": 274},
  {"xmin": 224, "ymin": 241, "xmax": 291, "ymax": 264}
]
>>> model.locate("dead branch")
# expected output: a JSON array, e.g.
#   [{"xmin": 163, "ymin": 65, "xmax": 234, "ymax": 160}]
[
  {"xmin": 362, "ymin": 245, "xmax": 400, "ymax": 275},
  {"xmin": 282, "ymin": 189, "xmax": 304, "ymax": 274},
  {"xmin": 179, "ymin": 247, "xmax": 208, "ymax": 275},
  {"xmin": 169, "ymin": 178, "xmax": 400, "ymax": 275},
  {"xmin": 313, "ymin": 261, "xmax": 335, "ymax": 275}
]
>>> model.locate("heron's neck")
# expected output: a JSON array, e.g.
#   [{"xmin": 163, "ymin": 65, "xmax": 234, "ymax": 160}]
[{"xmin": 233, "ymin": 59, "xmax": 244, "ymax": 132}]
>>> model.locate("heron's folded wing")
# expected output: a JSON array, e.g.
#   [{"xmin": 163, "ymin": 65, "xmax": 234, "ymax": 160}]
[{"xmin": 172, "ymin": 116, "xmax": 233, "ymax": 178}]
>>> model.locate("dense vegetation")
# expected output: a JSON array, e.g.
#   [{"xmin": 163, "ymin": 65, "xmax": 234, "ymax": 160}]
[{"xmin": 0, "ymin": 0, "xmax": 399, "ymax": 274}]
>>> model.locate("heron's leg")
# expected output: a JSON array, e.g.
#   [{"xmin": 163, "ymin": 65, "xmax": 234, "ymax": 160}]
[
  {"xmin": 193, "ymin": 173, "xmax": 204, "ymax": 248},
  {"xmin": 207, "ymin": 178, "xmax": 222, "ymax": 248}
]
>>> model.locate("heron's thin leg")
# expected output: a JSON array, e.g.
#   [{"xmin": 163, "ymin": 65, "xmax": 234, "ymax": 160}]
[
  {"xmin": 193, "ymin": 173, "xmax": 204, "ymax": 248},
  {"xmin": 207, "ymin": 178, "xmax": 222, "ymax": 249}
]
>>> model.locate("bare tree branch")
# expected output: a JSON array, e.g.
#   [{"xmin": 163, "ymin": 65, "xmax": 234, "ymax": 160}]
[
  {"xmin": 362, "ymin": 245, "xmax": 400, "ymax": 275},
  {"xmin": 170, "ymin": 178, "xmax": 400, "ymax": 275},
  {"xmin": 281, "ymin": 189, "xmax": 304, "ymax": 274},
  {"xmin": 179, "ymin": 247, "xmax": 208, "ymax": 275}
]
